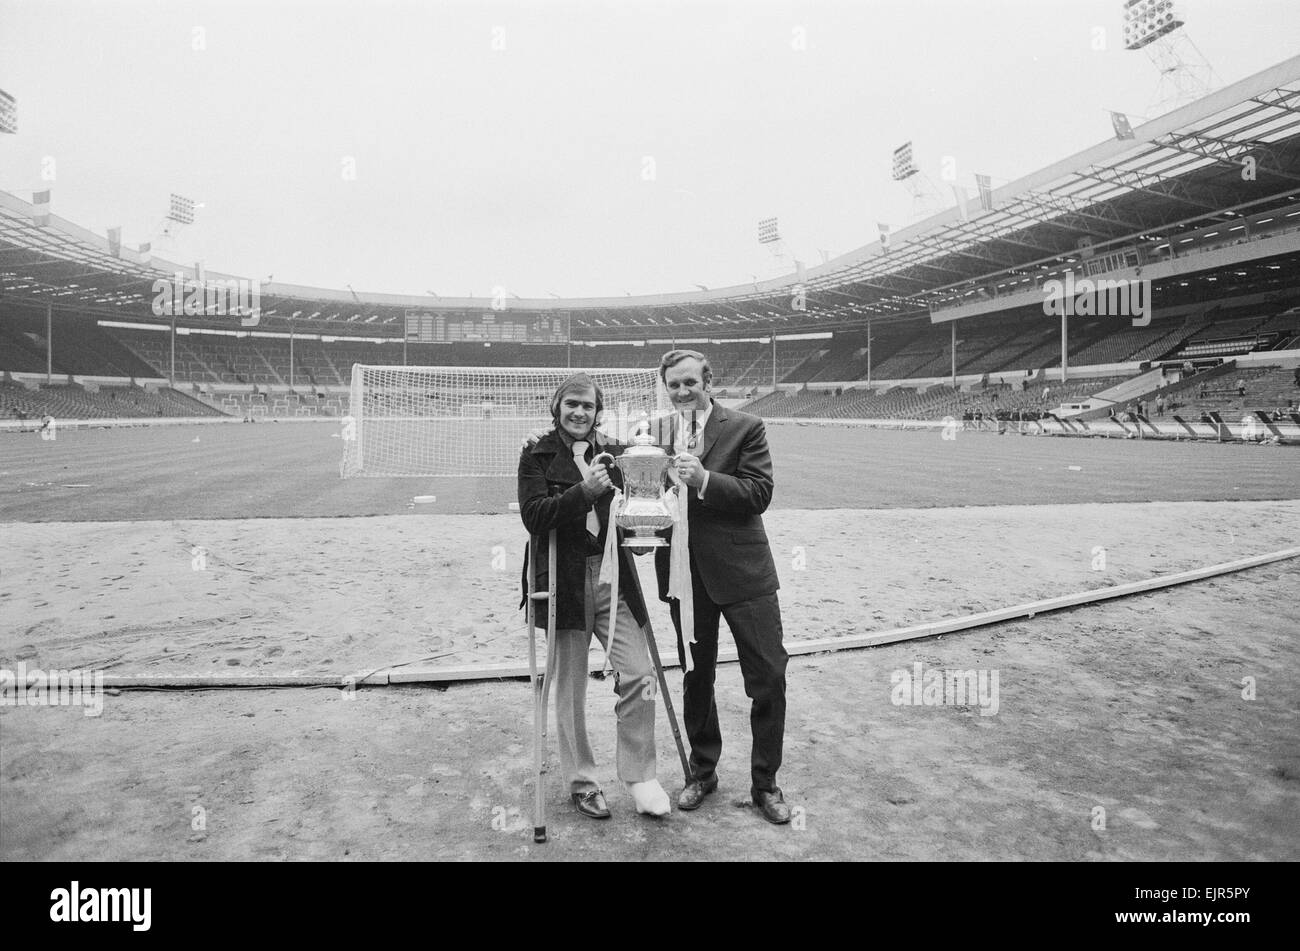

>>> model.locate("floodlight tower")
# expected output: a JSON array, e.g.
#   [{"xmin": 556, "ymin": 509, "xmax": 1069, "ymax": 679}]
[
  {"xmin": 1122, "ymin": 0, "xmax": 1218, "ymax": 115},
  {"xmin": 891, "ymin": 141, "xmax": 943, "ymax": 220},
  {"xmin": 161, "ymin": 193, "xmax": 196, "ymax": 237},
  {"xmin": 0, "ymin": 89, "xmax": 17, "ymax": 134},
  {"xmin": 148, "ymin": 192, "xmax": 200, "ymax": 259},
  {"xmin": 757, "ymin": 216, "xmax": 788, "ymax": 271}
]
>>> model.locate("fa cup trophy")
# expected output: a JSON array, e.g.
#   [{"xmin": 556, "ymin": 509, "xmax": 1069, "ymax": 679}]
[{"xmin": 594, "ymin": 414, "xmax": 675, "ymax": 551}]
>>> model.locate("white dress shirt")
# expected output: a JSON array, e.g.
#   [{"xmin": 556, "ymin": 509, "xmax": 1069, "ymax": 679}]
[{"xmin": 673, "ymin": 403, "xmax": 712, "ymax": 499}]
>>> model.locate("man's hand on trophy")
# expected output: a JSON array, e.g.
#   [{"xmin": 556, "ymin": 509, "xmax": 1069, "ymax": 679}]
[
  {"xmin": 581, "ymin": 461, "xmax": 613, "ymax": 497},
  {"xmin": 673, "ymin": 452, "xmax": 706, "ymax": 489},
  {"xmin": 520, "ymin": 425, "xmax": 554, "ymax": 448}
]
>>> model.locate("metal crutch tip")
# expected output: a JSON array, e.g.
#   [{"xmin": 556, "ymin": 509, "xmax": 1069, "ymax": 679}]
[{"xmin": 534, "ymin": 827, "xmax": 547, "ymax": 843}]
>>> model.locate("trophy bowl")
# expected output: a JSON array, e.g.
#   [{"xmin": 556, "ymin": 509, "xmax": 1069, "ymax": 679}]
[{"xmin": 595, "ymin": 436, "xmax": 674, "ymax": 550}]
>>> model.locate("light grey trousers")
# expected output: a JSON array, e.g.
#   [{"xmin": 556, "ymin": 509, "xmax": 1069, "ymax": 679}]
[{"xmin": 551, "ymin": 554, "xmax": 658, "ymax": 793}]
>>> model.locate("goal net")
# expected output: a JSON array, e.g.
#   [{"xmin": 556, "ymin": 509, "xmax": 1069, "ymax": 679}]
[{"xmin": 341, "ymin": 365, "xmax": 670, "ymax": 477}]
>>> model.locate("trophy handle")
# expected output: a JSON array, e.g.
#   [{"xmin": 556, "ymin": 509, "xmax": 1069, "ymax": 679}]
[{"xmin": 593, "ymin": 452, "xmax": 620, "ymax": 491}]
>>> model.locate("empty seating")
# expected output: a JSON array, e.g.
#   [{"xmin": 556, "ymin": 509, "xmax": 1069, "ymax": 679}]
[
  {"xmin": 0, "ymin": 381, "xmax": 225, "ymax": 419},
  {"xmin": 4, "ymin": 297, "xmax": 1297, "ymax": 426},
  {"xmin": 741, "ymin": 376, "xmax": 1132, "ymax": 421}
]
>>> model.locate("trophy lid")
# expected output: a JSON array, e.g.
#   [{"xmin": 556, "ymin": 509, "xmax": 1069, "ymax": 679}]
[
  {"xmin": 628, "ymin": 412, "xmax": 654, "ymax": 446},
  {"xmin": 621, "ymin": 413, "xmax": 666, "ymax": 456},
  {"xmin": 623, "ymin": 439, "xmax": 664, "ymax": 457}
]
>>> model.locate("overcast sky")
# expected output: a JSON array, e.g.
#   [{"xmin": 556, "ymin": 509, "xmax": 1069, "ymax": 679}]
[{"xmin": 1, "ymin": 0, "xmax": 1296, "ymax": 299}]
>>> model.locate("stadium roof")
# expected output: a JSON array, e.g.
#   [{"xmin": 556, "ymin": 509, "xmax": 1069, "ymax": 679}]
[{"xmin": 2, "ymin": 54, "xmax": 1299, "ymax": 339}]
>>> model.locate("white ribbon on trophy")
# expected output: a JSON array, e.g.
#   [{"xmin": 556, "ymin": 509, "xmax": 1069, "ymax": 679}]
[
  {"xmin": 664, "ymin": 469, "xmax": 696, "ymax": 673},
  {"xmin": 595, "ymin": 413, "xmax": 697, "ymax": 676},
  {"xmin": 597, "ymin": 483, "xmax": 623, "ymax": 675}
]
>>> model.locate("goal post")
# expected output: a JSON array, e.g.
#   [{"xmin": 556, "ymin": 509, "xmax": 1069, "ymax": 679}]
[{"xmin": 340, "ymin": 364, "xmax": 670, "ymax": 477}]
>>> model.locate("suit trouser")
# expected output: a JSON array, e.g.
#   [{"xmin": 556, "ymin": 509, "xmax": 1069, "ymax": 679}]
[
  {"xmin": 669, "ymin": 569, "xmax": 787, "ymax": 795},
  {"xmin": 551, "ymin": 554, "xmax": 657, "ymax": 794}
]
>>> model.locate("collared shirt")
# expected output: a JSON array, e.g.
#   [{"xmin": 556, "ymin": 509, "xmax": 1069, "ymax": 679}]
[
  {"xmin": 556, "ymin": 425, "xmax": 603, "ymax": 461},
  {"xmin": 555, "ymin": 426, "xmax": 606, "ymax": 553},
  {"xmin": 673, "ymin": 402, "xmax": 713, "ymax": 500},
  {"xmin": 672, "ymin": 402, "xmax": 713, "ymax": 455}
]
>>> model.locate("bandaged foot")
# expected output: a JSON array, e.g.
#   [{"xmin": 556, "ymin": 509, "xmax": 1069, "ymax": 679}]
[{"xmin": 628, "ymin": 779, "xmax": 671, "ymax": 817}]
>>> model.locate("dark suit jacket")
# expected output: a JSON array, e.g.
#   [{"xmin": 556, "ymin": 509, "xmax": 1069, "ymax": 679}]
[
  {"xmin": 654, "ymin": 401, "xmax": 779, "ymax": 606},
  {"xmin": 517, "ymin": 431, "xmax": 650, "ymax": 632}
]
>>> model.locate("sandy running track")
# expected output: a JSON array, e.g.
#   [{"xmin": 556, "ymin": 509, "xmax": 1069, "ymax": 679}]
[
  {"xmin": 2, "ymin": 500, "xmax": 1297, "ymax": 676},
  {"xmin": 1, "ymin": 545, "xmax": 1296, "ymax": 860}
]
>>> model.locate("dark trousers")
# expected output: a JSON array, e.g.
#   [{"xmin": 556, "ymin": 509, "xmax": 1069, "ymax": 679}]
[{"xmin": 669, "ymin": 572, "xmax": 787, "ymax": 795}]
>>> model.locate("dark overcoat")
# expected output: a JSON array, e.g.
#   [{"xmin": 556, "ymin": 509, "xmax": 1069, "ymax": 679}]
[{"xmin": 517, "ymin": 430, "xmax": 651, "ymax": 632}]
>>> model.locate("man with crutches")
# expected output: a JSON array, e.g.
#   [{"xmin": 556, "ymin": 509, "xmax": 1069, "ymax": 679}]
[{"xmin": 518, "ymin": 372, "xmax": 677, "ymax": 832}]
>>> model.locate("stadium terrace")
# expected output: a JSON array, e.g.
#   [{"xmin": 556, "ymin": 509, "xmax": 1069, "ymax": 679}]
[
  {"xmin": 1041, "ymin": 273, "xmax": 1152, "ymax": 327},
  {"xmin": 150, "ymin": 272, "xmax": 261, "ymax": 326}
]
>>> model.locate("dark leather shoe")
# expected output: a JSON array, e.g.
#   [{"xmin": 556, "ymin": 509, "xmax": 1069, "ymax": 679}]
[
  {"xmin": 571, "ymin": 789, "xmax": 611, "ymax": 819},
  {"xmin": 752, "ymin": 788, "xmax": 792, "ymax": 825},
  {"xmin": 677, "ymin": 775, "xmax": 718, "ymax": 811}
]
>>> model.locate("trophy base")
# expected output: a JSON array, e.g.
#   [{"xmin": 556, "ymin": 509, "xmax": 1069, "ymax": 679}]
[{"xmin": 621, "ymin": 536, "xmax": 668, "ymax": 551}]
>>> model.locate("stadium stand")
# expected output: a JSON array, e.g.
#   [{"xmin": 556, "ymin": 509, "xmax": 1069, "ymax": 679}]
[
  {"xmin": 1147, "ymin": 364, "xmax": 1298, "ymax": 421},
  {"xmin": 0, "ymin": 321, "xmax": 50, "ymax": 372},
  {"xmin": 0, "ymin": 380, "xmax": 225, "ymax": 419},
  {"xmin": 0, "ymin": 309, "xmax": 159, "ymax": 378},
  {"xmin": 1170, "ymin": 300, "xmax": 1300, "ymax": 359},
  {"xmin": 4, "ymin": 290, "xmax": 1298, "ymax": 422},
  {"xmin": 731, "ymin": 338, "xmax": 827, "ymax": 387},
  {"xmin": 740, "ymin": 375, "xmax": 1136, "ymax": 422},
  {"xmin": 865, "ymin": 324, "xmax": 953, "ymax": 380},
  {"xmin": 955, "ymin": 319, "xmax": 1060, "ymax": 374},
  {"xmin": 1131, "ymin": 310, "xmax": 1219, "ymax": 362},
  {"xmin": 799, "ymin": 329, "xmax": 905, "ymax": 384},
  {"xmin": 1063, "ymin": 310, "xmax": 1209, "ymax": 366},
  {"xmin": 955, "ymin": 377, "xmax": 1127, "ymax": 418},
  {"xmin": 1250, "ymin": 307, "xmax": 1300, "ymax": 345},
  {"xmin": 208, "ymin": 388, "xmax": 347, "ymax": 419},
  {"xmin": 574, "ymin": 340, "xmax": 760, "ymax": 388}
]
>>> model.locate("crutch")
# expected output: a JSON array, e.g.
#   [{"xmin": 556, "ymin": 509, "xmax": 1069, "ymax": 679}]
[
  {"xmin": 642, "ymin": 616, "xmax": 692, "ymax": 786},
  {"xmin": 526, "ymin": 529, "xmax": 557, "ymax": 843}
]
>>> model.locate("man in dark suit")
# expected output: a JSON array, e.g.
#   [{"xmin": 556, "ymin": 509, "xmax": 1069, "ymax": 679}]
[{"xmin": 653, "ymin": 349, "xmax": 791, "ymax": 824}]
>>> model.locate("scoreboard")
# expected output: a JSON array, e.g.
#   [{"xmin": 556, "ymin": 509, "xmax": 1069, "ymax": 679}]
[{"xmin": 405, "ymin": 311, "xmax": 570, "ymax": 344}]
